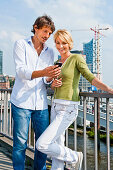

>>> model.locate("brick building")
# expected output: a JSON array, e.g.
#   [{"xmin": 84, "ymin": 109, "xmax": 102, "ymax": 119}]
[{"xmin": 0, "ymin": 75, "xmax": 10, "ymax": 89}]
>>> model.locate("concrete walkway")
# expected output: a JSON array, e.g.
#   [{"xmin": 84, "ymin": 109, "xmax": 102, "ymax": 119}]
[
  {"xmin": 0, "ymin": 150, "xmax": 13, "ymax": 170},
  {"xmin": 0, "ymin": 135, "xmax": 33, "ymax": 170},
  {"xmin": 0, "ymin": 136, "xmax": 69, "ymax": 170}
]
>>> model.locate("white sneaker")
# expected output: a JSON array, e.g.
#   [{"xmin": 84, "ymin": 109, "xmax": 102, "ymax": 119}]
[
  {"xmin": 75, "ymin": 152, "xmax": 83, "ymax": 170},
  {"xmin": 66, "ymin": 152, "xmax": 83, "ymax": 170}
]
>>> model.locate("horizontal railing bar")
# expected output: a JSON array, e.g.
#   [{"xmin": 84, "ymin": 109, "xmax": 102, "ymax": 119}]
[
  {"xmin": 0, "ymin": 89, "xmax": 12, "ymax": 92},
  {"xmin": 47, "ymin": 88, "xmax": 113, "ymax": 99},
  {"xmin": 1, "ymin": 88, "xmax": 113, "ymax": 99},
  {"xmin": 0, "ymin": 88, "xmax": 113, "ymax": 99},
  {"xmin": 79, "ymin": 92, "xmax": 113, "ymax": 98}
]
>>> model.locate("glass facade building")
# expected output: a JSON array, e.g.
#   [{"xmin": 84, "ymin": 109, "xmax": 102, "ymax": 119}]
[
  {"xmin": 82, "ymin": 38, "xmax": 102, "ymax": 90},
  {"xmin": 83, "ymin": 39, "xmax": 95, "ymax": 73},
  {"xmin": 71, "ymin": 38, "xmax": 102, "ymax": 91},
  {"xmin": 83, "ymin": 38, "xmax": 102, "ymax": 77}
]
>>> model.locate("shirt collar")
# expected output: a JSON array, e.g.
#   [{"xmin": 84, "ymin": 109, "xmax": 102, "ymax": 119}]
[{"xmin": 26, "ymin": 36, "xmax": 48, "ymax": 51}]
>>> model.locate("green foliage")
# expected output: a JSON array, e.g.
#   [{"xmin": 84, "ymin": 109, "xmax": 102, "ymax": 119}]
[
  {"xmin": 100, "ymin": 134, "xmax": 106, "ymax": 142},
  {"xmin": 9, "ymin": 79, "xmax": 15, "ymax": 87},
  {"xmin": 87, "ymin": 131, "xmax": 94, "ymax": 138},
  {"xmin": 87, "ymin": 129, "xmax": 113, "ymax": 144},
  {"xmin": 69, "ymin": 123, "xmax": 74, "ymax": 128}
]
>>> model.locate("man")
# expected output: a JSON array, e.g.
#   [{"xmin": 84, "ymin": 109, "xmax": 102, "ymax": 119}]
[{"xmin": 11, "ymin": 15, "xmax": 60, "ymax": 170}]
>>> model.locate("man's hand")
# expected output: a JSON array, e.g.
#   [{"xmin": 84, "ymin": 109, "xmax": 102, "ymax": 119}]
[
  {"xmin": 44, "ymin": 65, "xmax": 61, "ymax": 78},
  {"xmin": 32, "ymin": 65, "xmax": 61, "ymax": 79}
]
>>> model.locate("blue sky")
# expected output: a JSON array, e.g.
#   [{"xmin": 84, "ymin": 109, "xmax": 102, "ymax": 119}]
[{"xmin": 0, "ymin": 0, "xmax": 113, "ymax": 86}]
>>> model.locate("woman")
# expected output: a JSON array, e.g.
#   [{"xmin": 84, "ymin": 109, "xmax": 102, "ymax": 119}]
[{"xmin": 36, "ymin": 29, "xmax": 113, "ymax": 170}]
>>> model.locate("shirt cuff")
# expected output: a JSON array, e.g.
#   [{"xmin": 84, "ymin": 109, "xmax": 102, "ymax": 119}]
[
  {"xmin": 43, "ymin": 77, "xmax": 53, "ymax": 85},
  {"xmin": 25, "ymin": 70, "xmax": 33, "ymax": 80}
]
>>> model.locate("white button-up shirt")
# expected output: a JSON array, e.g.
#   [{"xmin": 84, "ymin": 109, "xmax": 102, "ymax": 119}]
[{"xmin": 11, "ymin": 37, "xmax": 54, "ymax": 110}]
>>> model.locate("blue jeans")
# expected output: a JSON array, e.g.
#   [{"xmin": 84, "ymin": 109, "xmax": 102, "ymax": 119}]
[{"xmin": 11, "ymin": 103, "xmax": 49, "ymax": 170}]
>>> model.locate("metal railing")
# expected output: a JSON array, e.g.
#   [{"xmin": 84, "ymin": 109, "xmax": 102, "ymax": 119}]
[
  {"xmin": 79, "ymin": 92, "xmax": 113, "ymax": 170},
  {"xmin": 0, "ymin": 89, "xmax": 113, "ymax": 170},
  {"xmin": 0, "ymin": 89, "xmax": 36, "ymax": 149}
]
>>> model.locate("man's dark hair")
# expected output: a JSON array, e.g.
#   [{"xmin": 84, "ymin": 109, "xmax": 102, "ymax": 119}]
[{"xmin": 31, "ymin": 15, "xmax": 55, "ymax": 34}]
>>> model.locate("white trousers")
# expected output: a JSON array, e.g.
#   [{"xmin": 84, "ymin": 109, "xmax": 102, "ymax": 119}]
[{"xmin": 36, "ymin": 101, "xmax": 79, "ymax": 170}]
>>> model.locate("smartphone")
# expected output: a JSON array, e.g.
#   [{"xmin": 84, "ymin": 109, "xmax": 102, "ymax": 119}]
[{"xmin": 55, "ymin": 62, "xmax": 62, "ymax": 67}]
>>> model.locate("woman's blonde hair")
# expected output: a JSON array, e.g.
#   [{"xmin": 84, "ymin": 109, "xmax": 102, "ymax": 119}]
[{"xmin": 54, "ymin": 29, "xmax": 73, "ymax": 50}]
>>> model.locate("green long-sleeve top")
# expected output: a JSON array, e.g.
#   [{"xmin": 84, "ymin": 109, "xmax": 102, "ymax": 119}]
[{"xmin": 54, "ymin": 54, "xmax": 95, "ymax": 101}]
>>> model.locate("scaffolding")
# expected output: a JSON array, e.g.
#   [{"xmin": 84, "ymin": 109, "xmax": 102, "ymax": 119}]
[{"xmin": 90, "ymin": 26, "xmax": 109, "ymax": 80}]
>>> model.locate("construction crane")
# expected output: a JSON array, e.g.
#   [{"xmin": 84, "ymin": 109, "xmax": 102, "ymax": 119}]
[{"xmin": 71, "ymin": 26, "xmax": 109, "ymax": 80}]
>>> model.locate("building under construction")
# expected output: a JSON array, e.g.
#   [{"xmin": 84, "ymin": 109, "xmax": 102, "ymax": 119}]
[
  {"xmin": 71, "ymin": 37, "xmax": 102, "ymax": 92},
  {"xmin": 83, "ymin": 38, "xmax": 102, "ymax": 79}
]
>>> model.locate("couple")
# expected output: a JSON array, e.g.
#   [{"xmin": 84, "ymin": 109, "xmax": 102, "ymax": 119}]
[{"xmin": 11, "ymin": 15, "xmax": 113, "ymax": 170}]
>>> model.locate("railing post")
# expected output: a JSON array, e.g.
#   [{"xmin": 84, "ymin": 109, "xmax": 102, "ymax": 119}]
[
  {"xmin": 83, "ymin": 96, "xmax": 87, "ymax": 170},
  {"xmin": 0, "ymin": 104, "xmax": 3, "ymax": 133},
  {"xmin": 74, "ymin": 120, "xmax": 77, "ymax": 150},
  {"xmin": 65, "ymin": 129, "xmax": 68, "ymax": 147},
  {"xmin": 97, "ymin": 97, "xmax": 100, "ymax": 150},
  {"xmin": 106, "ymin": 98, "xmax": 110, "ymax": 170},
  {"xmin": 94, "ymin": 97, "xmax": 98, "ymax": 170},
  {"xmin": 65, "ymin": 128, "xmax": 68, "ymax": 168},
  {"xmin": 9, "ymin": 103, "xmax": 12, "ymax": 136},
  {"xmin": 4, "ymin": 91, "xmax": 8, "ymax": 134}
]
